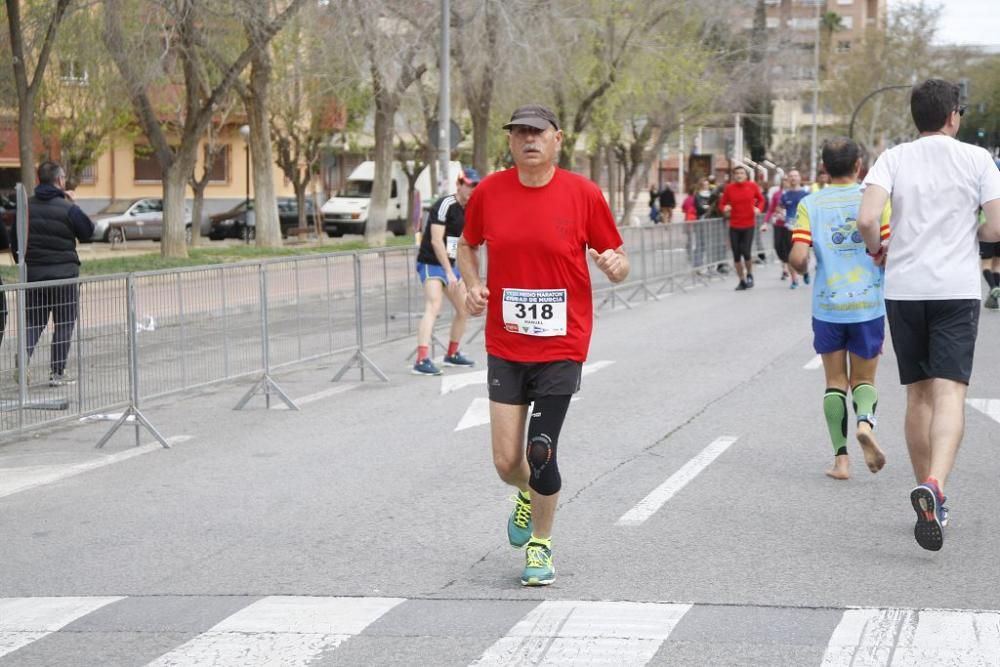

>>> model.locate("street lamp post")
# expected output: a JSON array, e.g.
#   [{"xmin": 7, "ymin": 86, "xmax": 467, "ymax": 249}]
[
  {"xmin": 848, "ymin": 84, "xmax": 912, "ymax": 139},
  {"xmin": 239, "ymin": 124, "xmax": 251, "ymax": 243}
]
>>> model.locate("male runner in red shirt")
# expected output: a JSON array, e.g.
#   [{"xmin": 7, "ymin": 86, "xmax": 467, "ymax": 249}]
[
  {"xmin": 719, "ymin": 165, "xmax": 766, "ymax": 290},
  {"xmin": 458, "ymin": 104, "xmax": 629, "ymax": 586}
]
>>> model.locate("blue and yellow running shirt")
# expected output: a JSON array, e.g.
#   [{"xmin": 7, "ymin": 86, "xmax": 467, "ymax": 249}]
[{"xmin": 790, "ymin": 184, "xmax": 891, "ymax": 324}]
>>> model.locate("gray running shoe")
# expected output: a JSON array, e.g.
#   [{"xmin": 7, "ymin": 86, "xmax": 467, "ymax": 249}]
[
  {"xmin": 986, "ymin": 287, "xmax": 1000, "ymax": 310},
  {"xmin": 49, "ymin": 372, "xmax": 76, "ymax": 387}
]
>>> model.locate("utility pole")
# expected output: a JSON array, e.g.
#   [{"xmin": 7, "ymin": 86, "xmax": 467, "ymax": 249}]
[
  {"xmin": 809, "ymin": 0, "xmax": 820, "ymax": 183},
  {"xmin": 678, "ymin": 117, "xmax": 685, "ymax": 201},
  {"xmin": 437, "ymin": 0, "xmax": 451, "ymax": 194}
]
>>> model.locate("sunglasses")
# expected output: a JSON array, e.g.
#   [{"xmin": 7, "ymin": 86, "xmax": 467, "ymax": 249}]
[{"xmin": 956, "ymin": 105, "xmax": 967, "ymax": 116}]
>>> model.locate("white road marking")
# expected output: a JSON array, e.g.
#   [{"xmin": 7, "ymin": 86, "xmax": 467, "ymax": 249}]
[
  {"xmin": 455, "ymin": 397, "xmax": 582, "ymax": 432},
  {"xmin": 456, "ymin": 397, "xmax": 491, "ymax": 432},
  {"xmin": 0, "ymin": 435, "xmax": 192, "ymax": 500},
  {"xmin": 0, "ymin": 597, "xmax": 124, "ymax": 658},
  {"xmin": 582, "ymin": 360, "xmax": 616, "ymax": 376},
  {"xmin": 147, "ymin": 596, "xmax": 403, "ymax": 667},
  {"xmin": 821, "ymin": 607, "xmax": 1000, "ymax": 666},
  {"xmin": 470, "ymin": 600, "xmax": 691, "ymax": 666},
  {"xmin": 276, "ymin": 384, "xmax": 358, "ymax": 410},
  {"xmin": 441, "ymin": 369, "xmax": 488, "ymax": 396},
  {"xmin": 804, "ymin": 355, "xmax": 823, "ymax": 370},
  {"xmin": 617, "ymin": 436, "xmax": 739, "ymax": 526},
  {"xmin": 441, "ymin": 360, "xmax": 615, "ymax": 396},
  {"xmin": 967, "ymin": 398, "xmax": 1000, "ymax": 425}
]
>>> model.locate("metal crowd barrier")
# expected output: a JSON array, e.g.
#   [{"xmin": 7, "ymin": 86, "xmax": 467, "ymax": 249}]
[{"xmin": 0, "ymin": 218, "xmax": 738, "ymax": 445}]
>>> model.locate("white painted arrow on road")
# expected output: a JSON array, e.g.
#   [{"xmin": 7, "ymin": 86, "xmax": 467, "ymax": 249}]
[
  {"xmin": 967, "ymin": 398, "xmax": 1000, "ymax": 425},
  {"xmin": 452, "ymin": 361, "xmax": 614, "ymax": 431}
]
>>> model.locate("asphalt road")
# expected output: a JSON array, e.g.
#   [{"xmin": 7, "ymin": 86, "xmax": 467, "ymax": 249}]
[{"xmin": 1, "ymin": 261, "xmax": 999, "ymax": 666}]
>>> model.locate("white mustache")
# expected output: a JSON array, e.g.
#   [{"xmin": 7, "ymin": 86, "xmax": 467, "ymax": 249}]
[{"xmin": 523, "ymin": 143, "xmax": 542, "ymax": 152}]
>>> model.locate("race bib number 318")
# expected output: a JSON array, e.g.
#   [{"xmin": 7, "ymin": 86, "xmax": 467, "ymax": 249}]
[{"xmin": 502, "ymin": 288, "xmax": 567, "ymax": 336}]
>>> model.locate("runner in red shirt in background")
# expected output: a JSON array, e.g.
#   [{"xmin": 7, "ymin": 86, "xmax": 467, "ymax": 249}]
[
  {"xmin": 719, "ymin": 165, "xmax": 766, "ymax": 290},
  {"xmin": 458, "ymin": 104, "xmax": 629, "ymax": 586}
]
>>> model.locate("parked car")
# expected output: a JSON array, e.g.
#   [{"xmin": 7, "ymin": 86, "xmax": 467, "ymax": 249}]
[
  {"xmin": 91, "ymin": 198, "xmax": 203, "ymax": 243},
  {"xmin": 208, "ymin": 197, "xmax": 317, "ymax": 240}
]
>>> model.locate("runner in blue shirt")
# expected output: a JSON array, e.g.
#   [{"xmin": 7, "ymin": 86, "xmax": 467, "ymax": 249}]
[
  {"xmin": 790, "ymin": 138, "xmax": 890, "ymax": 481},
  {"xmin": 780, "ymin": 169, "xmax": 810, "ymax": 288}
]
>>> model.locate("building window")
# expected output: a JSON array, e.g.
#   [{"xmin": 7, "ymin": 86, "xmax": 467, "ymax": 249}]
[
  {"xmin": 78, "ymin": 164, "xmax": 97, "ymax": 185},
  {"xmin": 841, "ymin": 15, "xmax": 854, "ymax": 29},
  {"xmin": 133, "ymin": 145, "xmax": 161, "ymax": 182},
  {"xmin": 766, "ymin": 17, "xmax": 780, "ymax": 28},
  {"xmin": 790, "ymin": 17, "xmax": 819, "ymax": 30},
  {"xmin": 837, "ymin": 0, "xmax": 853, "ymax": 4},
  {"xmin": 836, "ymin": 40, "xmax": 851, "ymax": 52},
  {"xmin": 203, "ymin": 144, "xmax": 230, "ymax": 184},
  {"xmin": 59, "ymin": 60, "xmax": 88, "ymax": 85}
]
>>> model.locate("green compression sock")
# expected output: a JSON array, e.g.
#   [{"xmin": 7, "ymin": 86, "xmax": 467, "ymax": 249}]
[
  {"xmin": 823, "ymin": 388, "xmax": 848, "ymax": 456},
  {"xmin": 852, "ymin": 383, "xmax": 878, "ymax": 427}
]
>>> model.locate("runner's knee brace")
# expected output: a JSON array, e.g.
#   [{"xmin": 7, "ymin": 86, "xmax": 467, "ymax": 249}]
[{"xmin": 526, "ymin": 395, "xmax": 572, "ymax": 496}]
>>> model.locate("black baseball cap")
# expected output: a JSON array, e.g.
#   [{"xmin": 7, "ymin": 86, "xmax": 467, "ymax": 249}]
[{"xmin": 502, "ymin": 105, "xmax": 560, "ymax": 131}]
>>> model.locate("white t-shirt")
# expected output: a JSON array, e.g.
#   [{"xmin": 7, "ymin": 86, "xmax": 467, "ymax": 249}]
[{"xmin": 863, "ymin": 135, "xmax": 1000, "ymax": 300}]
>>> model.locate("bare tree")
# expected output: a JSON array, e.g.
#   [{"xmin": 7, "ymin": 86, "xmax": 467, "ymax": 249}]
[
  {"xmin": 269, "ymin": 6, "xmax": 366, "ymax": 237},
  {"xmin": 34, "ymin": 6, "xmax": 134, "ymax": 191},
  {"xmin": 5, "ymin": 0, "xmax": 72, "ymax": 188},
  {"xmin": 333, "ymin": 0, "xmax": 431, "ymax": 246},
  {"xmin": 103, "ymin": 0, "xmax": 306, "ymax": 258},
  {"xmin": 188, "ymin": 95, "xmax": 237, "ymax": 247}
]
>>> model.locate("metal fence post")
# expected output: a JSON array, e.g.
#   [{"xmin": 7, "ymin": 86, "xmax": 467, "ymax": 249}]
[
  {"xmin": 96, "ymin": 274, "xmax": 170, "ymax": 449},
  {"xmin": 332, "ymin": 253, "xmax": 388, "ymax": 382},
  {"xmin": 234, "ymin": 263, "xmax": 299, "ymax": 410}
]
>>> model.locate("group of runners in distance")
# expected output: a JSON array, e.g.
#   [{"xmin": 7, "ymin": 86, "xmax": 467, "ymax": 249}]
[{"xmin": 412, "ymin": 79, "xmax": 1000, "ymax": 586}]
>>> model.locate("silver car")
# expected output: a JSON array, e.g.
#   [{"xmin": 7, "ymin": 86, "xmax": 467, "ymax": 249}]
[{"xmin": 91, "ymin": 198, "xmax": 204, "ymax": 243}]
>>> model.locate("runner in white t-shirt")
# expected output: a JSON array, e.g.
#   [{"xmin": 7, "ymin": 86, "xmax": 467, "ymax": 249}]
[{"xmin": 859, "ymin": 79, "xmax": 1000, "ymax": 552}]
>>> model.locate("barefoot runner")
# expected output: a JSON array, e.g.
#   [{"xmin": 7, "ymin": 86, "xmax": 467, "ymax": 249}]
[{"xmin": 790, "ymin": 137, "xmax": 889, "ymax": 480}]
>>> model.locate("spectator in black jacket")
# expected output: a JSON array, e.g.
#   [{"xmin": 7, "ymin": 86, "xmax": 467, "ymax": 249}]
[
  {"xmin": 657, "ymin": 184, "xmax": 676, "ymax": 222},
  {"xmin": 10, "ymin": 161, "xmax": 94, "ymax": 386}
]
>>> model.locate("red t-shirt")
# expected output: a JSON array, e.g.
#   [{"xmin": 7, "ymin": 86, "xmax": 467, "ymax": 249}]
[
  {"xmin": 463, "ymin": 168, "xmax": 623, "ymax": 363},
  {"xmin": 719, "ymin": 181, "xmax": 765, "ymax": 229}
]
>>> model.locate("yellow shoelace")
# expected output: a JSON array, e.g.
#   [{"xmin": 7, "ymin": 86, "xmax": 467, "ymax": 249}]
[
  {"xmin": 525, "ymin": 544, "xmax": 551, "ymax": 568},
  {"xmin": 512, "ymin": 496, "xmax": 531, "ymax": 529}
]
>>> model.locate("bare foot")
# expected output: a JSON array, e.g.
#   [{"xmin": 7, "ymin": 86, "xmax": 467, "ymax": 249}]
[
  {"xmin": 856, "ymin": 424, "xmax": 886, "ymax": 473},
  {"xmin": 825, "ymin": 455, "xmax": 850, "ymax": 480}
]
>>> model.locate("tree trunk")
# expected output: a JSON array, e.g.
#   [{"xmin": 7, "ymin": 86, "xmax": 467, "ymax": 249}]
[
  {"xmin": 471, "ymin": 106, "xmax": 490, "ymax": 177},
  {"xmin": 17, "ymin": 99, "xmax": 36, "ymax": 189},
  {"xmin": 366, "ymin": 91, "xmax": 396, "ymax": 247},
  {"xmin": 190, "ymin": 180, "xmax": 207, "ymax": 247},
  {"xmin": 295, "ymin": 182, "xmax": 307, "ymax": 231},
  {"xmin": 248, "ymin": 50, "xmax": 281, "ymax": 248},
  {"xmin": 605, "ymin": 144, "xmax": 617, "ymax": 217},
  {"xmin": 162, "ymin": 160, "xmax": 193, "ymax": 258}
]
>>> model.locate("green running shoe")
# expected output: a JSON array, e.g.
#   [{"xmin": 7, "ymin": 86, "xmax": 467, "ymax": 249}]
[
  {"xmin": 507, "ymin": 493, "xmax": 532, "ymax": 548},
  {"xmin": 521, "ymin": 541, "xmax": 555, "ymax": 587}
]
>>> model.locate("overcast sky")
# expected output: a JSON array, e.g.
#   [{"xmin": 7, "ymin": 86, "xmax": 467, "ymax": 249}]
[{"xmin": 892, "ymin": 0, "xmax": 1000, "ymax": 47}]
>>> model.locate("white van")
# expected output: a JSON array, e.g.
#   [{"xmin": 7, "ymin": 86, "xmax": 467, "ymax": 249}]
[{"xmin": 321, "ymin": 160, "xmax": 462, "ymax": 237}]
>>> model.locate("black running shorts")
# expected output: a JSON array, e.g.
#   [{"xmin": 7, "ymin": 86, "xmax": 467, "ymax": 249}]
[
  {"xmin": 773, "ymin": 225, "xmax": 793, "ymax": 263},
  {"xmin": 886, "ymin": 299, "xmax": 980, "ymax": 385},
  {"xmin": 980, "ymin": 241, "xmax": 998, "ymax": 260},
  {"xmin": 487, "ymin": 355, "xmax": 582, "ymax": 405},
  {"xmin": 729, "ymin": 227, "xmax": 755, "ymax": 263}
]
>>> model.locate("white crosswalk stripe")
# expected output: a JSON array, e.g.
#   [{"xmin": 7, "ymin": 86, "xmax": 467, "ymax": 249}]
[
  {"xmin": 470, "ymin": 601, "xmax": 692, "ymax": 666},
  {"xmin": 4, "ymin": 596, "xmax": 1000, "ymax": 666},
  {"xmin": 146, "ymin": 596, "xmax": 404, "ymax": 667},
  {"xmin": 821, "ymin": 607, "xmax": 1000, "ymax": 666},
  {"xmin": 0, "ymin": 597, "xmax": 124, "ymax": 659}
]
